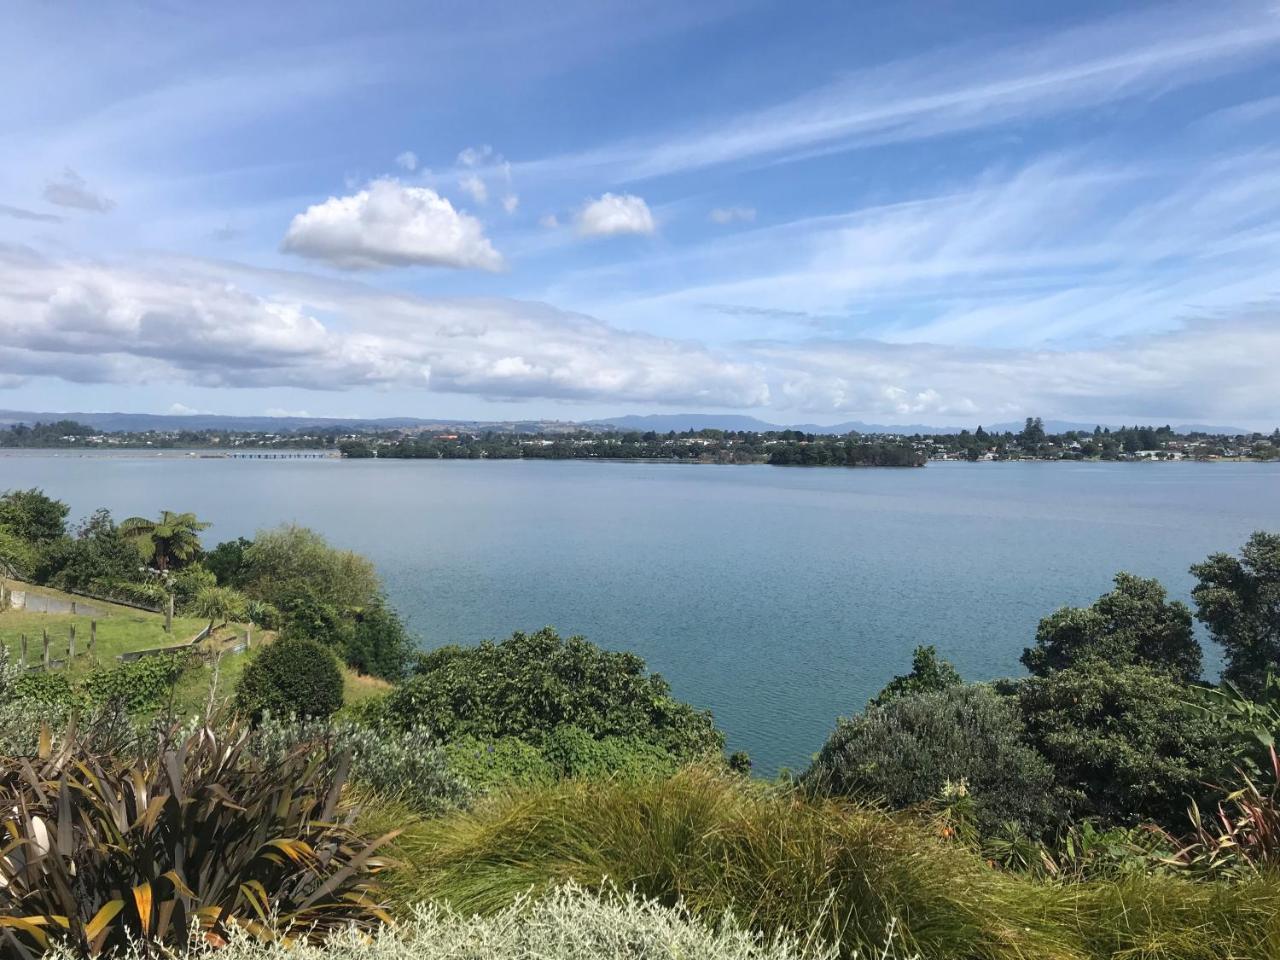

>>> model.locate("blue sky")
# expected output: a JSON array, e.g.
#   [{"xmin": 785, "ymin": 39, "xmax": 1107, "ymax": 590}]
[{"xmin": 2, "ymin": 0, "xmax": 1279, "ymax": 426}]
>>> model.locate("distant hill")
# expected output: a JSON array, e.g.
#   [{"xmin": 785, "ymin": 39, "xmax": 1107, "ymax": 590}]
[
  {"xmin": 0, "ymin": 410, "xmax": 572, "ymax": 435},
  {"xmin": 0, "ymin": 408, "xmax": 1255, "ymax": 437}
]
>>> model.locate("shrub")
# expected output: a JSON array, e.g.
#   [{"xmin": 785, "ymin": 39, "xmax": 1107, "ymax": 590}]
[
  {"xmin": 1018, "ymin": 661, "xmax": 1229, "ymax": 830},
  {"xmin": 0, "ymin": 721, "xmax": 395, "ymax": 956},
  {"xmin": 1021, "ymin": 572, "xmax": 1201, "ymax": 681},
  {"xmin": 444, "ymin": 736, "xmax": 555, "ymax": 791},
  {"xmin": 344, "ymin": 598, "xmax": 413, "ymax": 681},
  {"xmin": 806, "ymin": 684, "xmax": 1061, "ymax": 836},
  {"xmin": 244, "ymin": 524, "xmax": 380, "ymax": 612},
  {"xmin": 44, "ymin": 882, "xmax": 841, "ymax": 960},
  {"xmin": 235, "ymin": 638, "xmax": 344, "ymax": 722},
  {"xmin": 541, "ymin": 725, "xmax": 679, "ymax": 781},
  {"xmin": 190, "ymin": 583, "xmax": 250, "ymax": 622},
  {"xmin": 387, "ymin": 628, "xmax": 723, "ymax": 760},
  {"xmin": 85, "ymin": 651, "xmax": 189, "ymax": 713},
  {"xmin": 251, "ymin": 714, "xmax": 472, "ymax": 814}
]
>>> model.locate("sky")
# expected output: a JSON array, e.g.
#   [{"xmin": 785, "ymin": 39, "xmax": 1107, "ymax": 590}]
[{"xmin": 2, "ymin": 0, "xmax": 1279, "ymax": 428}]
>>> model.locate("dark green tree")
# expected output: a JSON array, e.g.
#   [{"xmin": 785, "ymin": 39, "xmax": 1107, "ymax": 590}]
[
  {"xmin": 0, "ymin": 488, "xmax": 69, "ymax": 543},
  {"xmin": 119, "ymin": 510, "xmax": 210, "ymax": 571},
  {"xmin": 872, "ymin": 644, "xmax": 962, "ymax": 705},
  {"xmin": 1018, "ymin": 661, "xmax": 1227, "ymax": 829},
  {"xmin": 1191, "ymin": 531, "xmax": 1280, "ymax": 698},
  {"xmin": 1021, "ymin": 572, "xmax": 1201, "ymax": 681}
]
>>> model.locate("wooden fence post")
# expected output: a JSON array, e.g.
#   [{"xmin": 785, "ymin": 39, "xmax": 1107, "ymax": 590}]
[
  {"xmin": 70, "ymin": 600, "xmax": 77, "ymax": 615},
  {"xmin": 89, "ymin": 620, "xmax": 97, "ymax": 662},
  {"xmin": 42, "ymin": 629, "xmax": 50, "ymax": 671},
  {"xmin": 68, "ymin": 624, "xmax": 76, "ymax": 661},
  {"xmin": 166, "ymin": 594, "xmax": 174, "ymax": 634},
  {"xmin": 19, "ymin": 633, "xmax": 27, "ymax": 667}
]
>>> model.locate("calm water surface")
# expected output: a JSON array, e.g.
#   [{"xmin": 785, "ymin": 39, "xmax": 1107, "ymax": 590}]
[{"xmin": 3, "ymin": 452, "xmax": 1278, "ymax": 773}]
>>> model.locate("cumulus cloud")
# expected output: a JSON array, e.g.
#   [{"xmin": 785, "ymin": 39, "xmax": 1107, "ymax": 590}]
[
  {"xmin": 3, "ymin": 248, "xmax": 1277, "ymax": 424},
  {"xmin": 395, "ymin": 150, "xmax": 419, "ymax": 171},
  {"xmin": 709, "ymin": 206, "xmax": 756, "ymax": 224},
  {"xmin": 281, "ymin": 179, "xmax": 504, "ymax": 271},
  {"xmin": 457, "ymin": 145, "xmax": 494, "ymax": 168},
  {"xmin": 576, "ymin": 193, "xmax": 655, "ymax": 237},
  {"xmin": 0, "ymin": 248, "xmax": 767, "ymax": 407},
  {"xmin": 502, "ymin": 194, "xmax": 519, "ymax": 214},
  {"xmin": 43, "ymin": 168, "xmax": 115, "ymax": 212}
]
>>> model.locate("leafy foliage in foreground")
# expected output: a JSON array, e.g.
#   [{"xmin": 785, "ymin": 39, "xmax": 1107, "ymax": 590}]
[
  {"xmin": 44, "ymin": 883, "xmax": 844, "ymax": 960},
  {"xmin": 383, "ymin": 628, "xmax": 724, "ymax": 760},
  {"xmin": 0, "ymin": 721, "xmax": 395, "ymax": 957},
  {"xmin": 1192, "ymin": 530, "xmax": 1280, "ymax": 697}
]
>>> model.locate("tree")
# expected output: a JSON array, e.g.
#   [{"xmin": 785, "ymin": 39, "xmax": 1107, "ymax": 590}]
[
  {"xmin": 243, "ymin": 524, "xmax": 379, "ymax": 612},
  {"xmin": 119, "ymin": 510, "xmax": 210, "ymax": 571},
  {"xmin": 871, "ymin": 645, "xmax": 962, "ymax": 705},
  {"xmin": 806, "ymin": 684, "xmax": 1061, "ymax": 836},
  {"xmin": 204, "ymin": 536, "xmax": 254, "ymax": 588},
  {"xmin": 1018, "ymin": 661, "xmax": 1228, "ymax": 829},
  {"xmin": 39, "ymin": 509, "xmax": 142, "ymax": 593},
  {"xmin": 0, "ymin": 488, "xmax": 69, "ymax": 543},
  {"xmin": 1021, "ymin": 572, "xmax": 1201, "ymax": 681},
  {"xmin": 235, "ymin": 637, "xmax": 344, "ymax": 722},
  {"xmin": 1191, "ymin": 531, "xmax": 1280, "ymax": 697}
]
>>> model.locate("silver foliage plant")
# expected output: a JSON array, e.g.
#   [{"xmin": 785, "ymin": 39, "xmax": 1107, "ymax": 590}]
[
  {"xmin": 46, "ymin": 883, "xmax": 862, "ymax": 960},
  {"xmin": 249, "ymin": 713, "xmax": 473, "ymax": 813}
]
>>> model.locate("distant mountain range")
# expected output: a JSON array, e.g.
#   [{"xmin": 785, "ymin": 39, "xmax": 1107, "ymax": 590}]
[
  {"xmin": 0, "ymin": 408, "xmax": 1254, "ymax": 437},
  {"xmin": 585, "ymin": 414, "xmax": 1254, "ymax": 436}
]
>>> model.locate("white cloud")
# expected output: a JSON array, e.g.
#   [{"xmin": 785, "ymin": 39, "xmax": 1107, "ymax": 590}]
[
  {"xmin": 458, "ymin": 174, "xmax": 488, "ymax": 204},
  {"xmin": 281, "ymin": 179, "xmax": 504, "ymax": 271},
  {"xmin": 167, "ymin": 402, "xmax": 205, "ymax": 415},
  {"xmin": 395, "ymin": 150, "xmax": 419, "ymax": 171},
  {"xmin": 3, "ymin": 247, "xmax": 1278, "ymax": 425},
  {"xmin": 457, "ymin": 145, "xmax": 494, "ymax": 168},
  {"xmin": 265, "ymin": 407, "xmax": 313, "ymax": 418},
  {"xmin": 0, "ymin": 248, "xmax": 767, "ymax": 407},
  {"xmin": 502, "ymin": 194, "xmax": 519, "ymax": 214},
  {"xmin": 576, "ymin": 193, "xmax": 655, "ymax": 237},
  {"xmin": 709, "ymin": 206, "xmax": 756, "ymax": 224},
  {"xmin": 43, "ymin": 168, "xmax": 115, "ymax": 212}
]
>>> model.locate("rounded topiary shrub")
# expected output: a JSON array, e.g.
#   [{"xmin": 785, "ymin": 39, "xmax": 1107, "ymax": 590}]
[{"xmin": 234, "ymin": 637, "xmax": 343, "ymax": 722}]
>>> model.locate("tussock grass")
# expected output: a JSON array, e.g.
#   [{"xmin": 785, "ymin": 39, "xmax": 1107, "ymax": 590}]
[{"xmin": 361, "ymin": 768, "xmax": 1280, "ymax": 960}]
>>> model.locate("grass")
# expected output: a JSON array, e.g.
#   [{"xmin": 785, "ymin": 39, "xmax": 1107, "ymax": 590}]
[{"xmin": 360, "ymin": 768, "xmax": 1280, "ymax": 960}]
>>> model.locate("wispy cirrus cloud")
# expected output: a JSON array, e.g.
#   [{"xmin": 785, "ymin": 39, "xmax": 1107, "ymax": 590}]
[{"xmin": 513, "ymin": 2, "xmax": 1280, "ymax": 184}]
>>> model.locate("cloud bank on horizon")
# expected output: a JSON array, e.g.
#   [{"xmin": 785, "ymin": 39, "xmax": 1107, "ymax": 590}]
[{"xmin": 1, "ymin": 0, "xmax": 1278, "ymax": 427}]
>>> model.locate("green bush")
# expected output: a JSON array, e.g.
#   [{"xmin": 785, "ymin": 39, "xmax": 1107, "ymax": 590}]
[
  {"xmin": 85, "ymin": 652, "xmax": 189, "ymax": 713},
  {"xmin": 541, "ymin": 725, "xmax": 679, "ymax": 781},
  {"xmin": 1018, "ymin": 661, "xmax": 1229, "ymax": 829},
  {"xmin": 805, "ymin": 684, "xmax": 1061, "ymax": 837},
  {"xmin": 235, "ymin": 638, "xmax": 344, "ymax": 722},
  {"xmin": 444, "ymin": 736, "xmax": 555, "ymax": 791},
  {"xmin": 45, "ymin": 882, "xmax": 840, "ymax": 960},
  {"xmin": 386, "ymin": 628, "xmax": 723, "ymax": 760},
  {"xmin": 0, "ymin": 721, "xmax": 395, "ymax": 956}
]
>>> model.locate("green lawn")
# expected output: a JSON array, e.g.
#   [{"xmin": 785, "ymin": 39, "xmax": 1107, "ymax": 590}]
[{"xmin": 1, "ymin": 581, "xmax": 244, "ymax": 678}]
